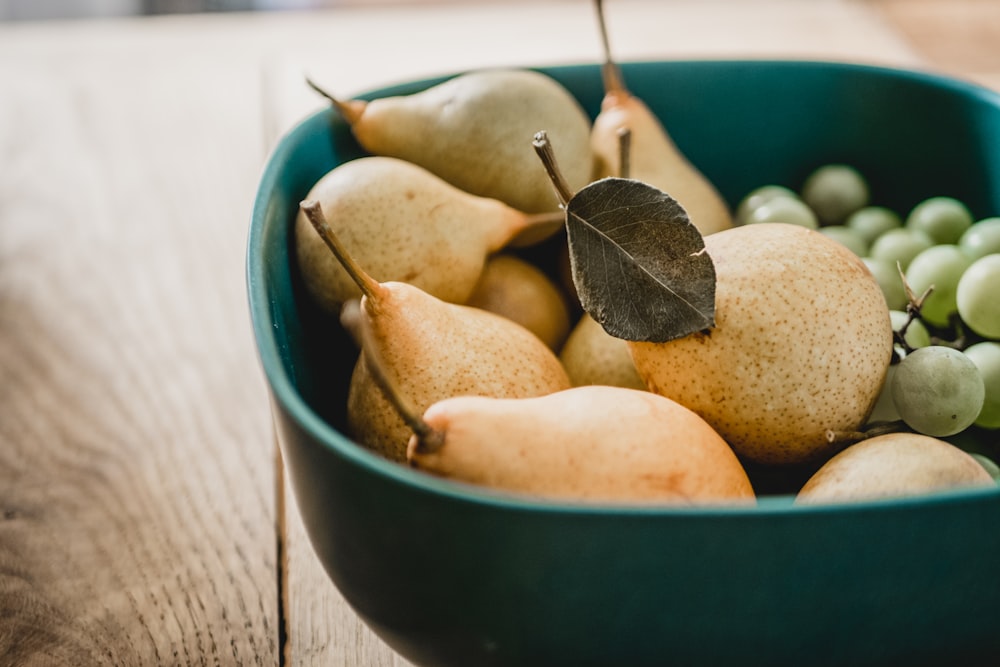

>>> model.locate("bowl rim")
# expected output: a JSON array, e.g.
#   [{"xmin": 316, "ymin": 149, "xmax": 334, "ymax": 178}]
[{"xmin": 247, "ymin": 57, "xmax": 1000, "ymax": 517}]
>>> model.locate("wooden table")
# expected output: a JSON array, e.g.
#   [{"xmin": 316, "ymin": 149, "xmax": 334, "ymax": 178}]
[{"xmin": 2, "ymin": 1, "xmax": 998, "ymax": 664}]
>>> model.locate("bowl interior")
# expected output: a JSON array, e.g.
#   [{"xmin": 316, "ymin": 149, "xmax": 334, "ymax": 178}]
[{"xmin": 249, "ymin": 59, "xmax": 1000, "ymax": 506}]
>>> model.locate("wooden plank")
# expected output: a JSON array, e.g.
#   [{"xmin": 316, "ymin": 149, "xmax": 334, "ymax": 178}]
[
  {"xmin": 874, "ymin": 0, "xmax": 1000, "ymax": 77},
  {"xmin": 0, "ymin": 23, "xmax": 278, "ymax": 666},
  {"xmin": 265, "ymin": 0, "xmax": 923, "ymax": 139},
  {"xmin": 279, "ymin": 459, "xmax": 412, "ymax": 666}
]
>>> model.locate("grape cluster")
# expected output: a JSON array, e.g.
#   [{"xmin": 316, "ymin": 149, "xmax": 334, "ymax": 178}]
[{"xmin": 736, "ymin": 165, "xmax": 1000, "ymax": 462}]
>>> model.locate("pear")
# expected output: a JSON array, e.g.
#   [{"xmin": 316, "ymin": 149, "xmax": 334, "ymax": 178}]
[
  {"xmin": 406, "ymin": 386, "xmax": 756, "ymax": 504},
  {"xmin": 559, "ymin": 313, "xmax": 646, "ymax": 390},
  {"xmin": 464, "ymin": 253, "xmax": 572, "ymax": 351},
  {"xmin": 307, "ymin": 69, "xmax": 593, "ymax": 214},
  {"xmin": 588, "ymin": 0, "xmax": 733, "ymax": 236},
  {"xmin": 629, "ymin": 222, "xmax": 894, "ymax": 465},
  {"xmin": 300, "ymin": 201, "xmax": 571, "ymax": 462},
  {"xmin": 338, "ymin": 297, "xmax": 363, "ymax": 348},
  {"xmin": 295, "ymin": 156, "xmax": 561, "ymax": 313},
  {"xmin": 795, "ymin": 432, "xmax": 995, "ymax": 504}
]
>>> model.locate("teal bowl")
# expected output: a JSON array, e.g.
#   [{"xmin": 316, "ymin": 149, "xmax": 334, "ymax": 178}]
[{"xmin": 248, "ymin": 61, "xmax": 1000, "ymax": 667}]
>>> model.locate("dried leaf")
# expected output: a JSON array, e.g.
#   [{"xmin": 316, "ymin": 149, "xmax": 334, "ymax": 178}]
[{"xmin": 565, "ymin": 177, "xmax": 716, "ymax": 342}]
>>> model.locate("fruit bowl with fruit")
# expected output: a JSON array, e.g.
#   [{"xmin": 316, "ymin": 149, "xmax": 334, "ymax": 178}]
[{"xmin": 248, "ymin": 58, "xmax": 1000, "ymax": 667}]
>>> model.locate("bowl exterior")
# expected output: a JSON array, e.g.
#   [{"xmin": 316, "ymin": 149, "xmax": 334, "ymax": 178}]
[{"xmin": 249, "ymin": 60, "xmax": 1000, "ymax": 667}]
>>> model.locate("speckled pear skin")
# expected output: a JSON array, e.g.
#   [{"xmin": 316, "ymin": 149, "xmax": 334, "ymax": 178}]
[
  {"xmin": 796, "ymin": 433, "xmax": 995, "ymax": 504},
  {"xmin": 295, "ymin": 156, "xmax": 526, "ymax": 313},
  {"xmin": 407, "ymin": 386, "xmax": 755, "ymax": 504},
  {"xmin": 591, "ymin": 93, "xmax": 733, "ymax": 237},
  {"xmin": 559, "ymin": 313, "xmax": 646, "ymax": 390},
  {"xmin": 629, "ymin": 222, "xmax": 894, "ymax": 465},
  {"xmin": 465, "ymin": 254, "xmax": 572, "ymax": 351},
  {"xmin": 351, "ymin": 69, "xmax": 594, "ymax": 214},
  {"xmin": 347, "ymin": 281, "xmax": 572, "ymax": 462}
]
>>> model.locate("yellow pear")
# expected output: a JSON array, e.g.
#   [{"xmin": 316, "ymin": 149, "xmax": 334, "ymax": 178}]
[
  {"xmin": 629, "ymin": 223, "xmax": 893, "ymax": 465},
  {"xmin": 308, "ymin": 69, "xmax": 593, "ymax": 213},
  {"xmin": 588, "ymin": 0, "xmax": 732, "ymax": 236},
  {"xmin": 464, "ymin": 253, "xmax": 572, "ymax": 351},
  {"xmin": 796, "ymin": 432, "xmax": 995, "ymax": 504},
  {"xmin": 407, "ymin": 386, "xmax": 756, "ymax": 504},
  {"xmin": 560, "ymin": 313, "xmax": 646, "ymax": 390},
  {"xmin": 299, "ymin": 201, "xmax": 571, "ymax": 462},
  {"xmin": 295, "ymin": 156, "xmax": 560, "ymax": 313}
]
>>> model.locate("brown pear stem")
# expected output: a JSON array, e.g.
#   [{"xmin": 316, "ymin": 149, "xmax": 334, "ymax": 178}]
[
  {"xmin": 355, "ymin": 315, "xmax": 446, "ymax": 453},
  {"xmin": 532, "ymin": 131, "xmax": 574, "ymax": 207},
  {"xmin": 304, "ymin": 76, "xmax": 367, "ymax": 125},
  {"xmin": 825, "ymin": 420, "xmax": 906, "ymax": 446},
  {"xmin": 522, "ymin": 210, "xmax": 565, "ymax": 227},
  {"xmin": 617, "ymin": 126, "xmax": 632, "ymax": 179},
  {"xmin": 299, "ymin": 200, "xmax": 384, "ymax": 303},
  {"xmin": 593, "ymin": 0, "xmax": 628, "ymax": 98}
]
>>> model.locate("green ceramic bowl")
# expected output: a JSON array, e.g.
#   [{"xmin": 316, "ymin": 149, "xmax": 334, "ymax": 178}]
[{"xmin": 248, "ymin": 61, "xmax": 1000, "ymax": 667}]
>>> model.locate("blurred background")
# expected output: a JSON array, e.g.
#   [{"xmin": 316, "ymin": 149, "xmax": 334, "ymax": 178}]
[{"xmin": 0, "ymin": 0, "xmax": 349, "ymax": 21}]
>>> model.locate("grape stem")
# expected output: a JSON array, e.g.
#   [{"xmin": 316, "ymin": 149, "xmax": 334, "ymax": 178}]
[
  {"xmin": 894, "ymin": 264, "xmax": 972, "ymax": 354},
  {"xmin": 929, "ymin": 313, "xmax": 969, "ymax": 350}
]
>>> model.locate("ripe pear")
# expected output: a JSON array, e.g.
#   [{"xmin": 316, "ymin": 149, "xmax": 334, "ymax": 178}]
[
  {"xmin": 406, "ymin": 386, "xmax": 756, "ymax": 504},
  {"xmin": 464, "ymin": 253, "xmax": 572, "ymax": 351},
  {"xmin": 629, "ymin": 222, "xmax": 893, "ymax": 465},
  {"xmin": 308, "ymin": 69, "xmax": 593, "ymax": 214},
  {"xmin": 795, "ymin": 432, "xmax": 995, "ymax": 504},
  {"xmin": 560, "ymin": 313, "xmax": 646, "ymax": 390},
  {"xmin": 295, "ymin": 156, "xmax": 561, "ymax": 313},
  {"xmin": 588, "ymin": 0, "xmax": 732, "ymax": 236},
  {"xmin": 299, "ymin": 201, "xmax": 571, "ymax": 461}
]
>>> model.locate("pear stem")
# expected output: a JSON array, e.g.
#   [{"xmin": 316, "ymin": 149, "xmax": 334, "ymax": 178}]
[
  {"xmin": 825, "ymin": 420, "xmax": 906, "ymax": 446},
  {"xmin": 304, "ymin": 76, "xmax": 366, "ymax": 125},
  {"xmin": 594, "ymin": 0, "xmax": 629, "ymax": 98},
  {"xmin": 522, "ymin": 210, "xmax": 565, "ymax": 227},
  {"xmin": 355, "ymin": 315, "xmax": 446, "ymax": 453},
  {"xmin": 617, "ymin": 126, "xmax": 632, "ymax": 179},
  {"xmin": 300, "ymin": 200, "xmax": 384, "ymax": 303},
  {"xmin": 532, "ymin": 131, "xmax": 574, "ymax": 207}
]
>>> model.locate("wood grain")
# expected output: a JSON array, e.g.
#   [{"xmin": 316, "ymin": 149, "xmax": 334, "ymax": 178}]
[
  {"xmin": 280, "ymin": 461, "xmax": 412, "ymax": 666},
  {"xmin": 875, "ymin": 0, "xmax": 1000, "ymax": 74},
  {"xmin": 0, "ymin": 23, "xmax": 277, "ymax": 666},
  {"xmin": 1, "ymin": 2, "xmax": 997, "ymax": 666}
]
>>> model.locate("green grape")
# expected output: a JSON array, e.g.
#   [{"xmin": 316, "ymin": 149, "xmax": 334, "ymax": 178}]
[
  {"xmin": 819, "ymin": 225, "xmax": 867, "ymax": 257},
  {"xmin": 891, "ymin": 345, "xmax": 985, "ymax": 437},
  {"xmin": 890, "ymin": 310, "xmax": 931, "ymax": 353},
  {"xmin": 869, "ymin": 227, "xmax": 934, "ymax": 271},
  {"xmin": 867, "ymin": 363, "xmax": 899, "ymax": 424},
  {"xmin": 800, "ymin": 164, "xmax": 869, "ymax": 225},
  {"xmin": 904, "ymin": 244, "xmax": 973, "ymax": 328},
  {"xmin": 906, "ymin": 196, "xmax": 973, "ymax": 245},
  {"xmin": 735, "ymin": 185, "xmax": 799, "ymax": 225},
  {"xmin": 964, "ymin": 341, "xmax": 1000, "ymax": 429},
  {"xmin": 863, "ymin": 258, "xmax": 907, "ymax": 311},
  {"xmin": 969, "ymin": 454, "xmax": 1000, "ymax": 482},
  {"xmin": 956, "ymin": 254, "xmax": 1000, "ymax": 339},
  {"xmin": 744, "ymin": 196, "xmax": 818, "ymax": 229},
  {"xmin": 846, "ymin": 206, "xmax": 902, "ymax": 245},
  {"xmin": 958, "ymin": 217, "xmax": 1000, "ymax": 259}
]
